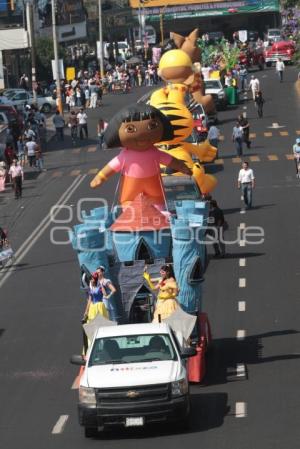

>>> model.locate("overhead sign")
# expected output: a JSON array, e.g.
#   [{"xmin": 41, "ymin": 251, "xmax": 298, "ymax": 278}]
[
  {"xmin": 130, "ymin": 0, "xmax": 223, "ymax": 7},
  {"xmin": 132, "ymin": 0, "xmax": 279, "ymax": 20}
]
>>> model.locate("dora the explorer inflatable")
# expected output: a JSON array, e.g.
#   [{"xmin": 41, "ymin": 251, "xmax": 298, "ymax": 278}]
[{"xmin": 90, "ymin": 103, "xmax": 192, "ymax": 207}]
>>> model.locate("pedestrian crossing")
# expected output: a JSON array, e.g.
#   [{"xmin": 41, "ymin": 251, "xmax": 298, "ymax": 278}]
[{"xmin": 48, "ymin": 154, "xmax": 297, "ymax": 179}]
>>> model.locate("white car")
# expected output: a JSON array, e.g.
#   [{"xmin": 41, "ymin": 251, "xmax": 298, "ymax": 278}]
[
  {"xmin": 204, "ymin": 79, "xmax": 227, "ymax": 110},
  {"xmin": 3, "ymin": 91, "xmax": 56, "ymax": 113},
  {"xmin": 71, "ymin": 322, "xmax": 195, "ymax": 437}
]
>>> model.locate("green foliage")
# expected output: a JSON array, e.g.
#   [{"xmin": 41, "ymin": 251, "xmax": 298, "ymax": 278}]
[
  {"xmin": 35, "ymin": 37, "xmax": 66, "ymax": 81},
  {"xmin": 197, "ymin": 39, "xmax": 240, "ymax": 70}
]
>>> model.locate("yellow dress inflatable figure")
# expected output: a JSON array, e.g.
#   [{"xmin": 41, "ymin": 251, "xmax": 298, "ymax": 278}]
[{"xmin": 150, "ymin": 49, "xmax": 217, "ymax": 194}]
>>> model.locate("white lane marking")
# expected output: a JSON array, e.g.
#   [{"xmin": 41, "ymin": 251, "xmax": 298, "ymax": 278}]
[
  {"xmin": 236, "ymin": 364, "xmax": 246, "ymax": 377},
  {"xmin": 239, "ymin": 258, "xmax": 246, "ymax": 267},
  {"xmin": 243, "ymin": 106, "xmax": 247, "ymax": 110},
  {"xmin": 238, "ymin": 301, "xmax": 246, "ymax": 312},
  {"xmin": 239, "ymin": 240, "xmax": 246, "ymax": 247},
  {"xmin": 240, "ymin": 209, "xmax": 246, "ymax": 214},
  {"xmin": 240, "ymin": 195, "xmax": 244, "ymax": 200},
  {"xmin": 235, "ymin": 402, "xmax": 247, "ymax": 418},
  {"xmin": 237, "ymin": 329, "xmax": 246, "ymax": 340},
  {"xmin": 240, "ymin": 223, "xmax": 246, "ymax": 229},
  {"xmin": 52, "ymin": 415, "xmax": 69, "ymax": 434},
  {"xmin": 239, "ymin": 278, "xmax": 246, "ymax": 288},
  {"xmin": 0, "ymin": 175, "xmax": 87, "ymax": 289}
]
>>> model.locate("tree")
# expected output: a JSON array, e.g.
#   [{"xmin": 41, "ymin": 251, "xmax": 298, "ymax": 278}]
[{"xmin": 35, "ymin": 37, "xmax": 66, "ymax": 82}]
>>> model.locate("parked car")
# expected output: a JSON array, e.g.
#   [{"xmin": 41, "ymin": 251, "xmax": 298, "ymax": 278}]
[
  {"xmin": 264, "ymin": 40, "xmax": 295, "ymax": 66},
  {"xmin": 206, "ymin": 31, "xmax": 224, "ymax": 44},
  {"xmin": 0, "ymin": 105, "xmax": 23, "ymax": 129},
  {"xmin": 265, "ymin": 28, "xmax": 282, "ymax": 42},
  {"xmin": 204, "ymin": 79, "xmax": 227, "ymax": 110},
  {"xmin": 2, "ymin": 91, "xmax": 56, "ymax": 113},
  {"xmin": 1, "ymin": 88, "xmax": 27, "ymax": 99}
]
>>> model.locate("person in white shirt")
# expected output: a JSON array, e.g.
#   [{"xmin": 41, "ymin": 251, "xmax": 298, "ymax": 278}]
[
  {"xmin": 9, "ymin": 158, "xmax": 24, "ymax": 199},
  {"xmin": 77, "ymin": 108, "xmax": 88, "ymax": 140},
  {"xmin": 275, "ymin": 58, "xmax": 285, "ymax": 82},
  {"xmin": 25, "ymin": 138, "xmax": 37, "ymax": 167},
  {"xmin": 238, "ymin": 161, "xmax": 255, "ymax": 209},
  {"xmin": 248, "ymin": 75, "xmax": 260, "ymax": 100},
  {"xmin": 292, "ymin": 138, "xmax": 300, "ymax": 177}
]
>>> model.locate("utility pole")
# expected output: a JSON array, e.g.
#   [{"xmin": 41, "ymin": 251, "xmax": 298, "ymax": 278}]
[
  {"xmin": 51, "ymin": 0, "xmax": 63, "ymax": 114},
  {"xmin": 26, "ymin": 1, "xmax": 37, "ymax": 104},
  {"xmin": 98, "ymin": 0, "xmax": 104, "ymax": 79}
]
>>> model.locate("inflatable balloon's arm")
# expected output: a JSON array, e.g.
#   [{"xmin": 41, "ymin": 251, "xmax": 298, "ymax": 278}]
[
  {"xmin": 91, "ymin": 153, "xmax": 124, "ymax": 188},
  {"xmin": 183, "ymin": 141, "xmax": 217, "ymax": 163},
  {"xmin": 193, "ymin": 163, "xmax": 217, "ymax": 194},
  {"xmin": 90, "ymin": 164, "xmax": 116, "ymax": 188},
  {"xmin": 168, "ymin": 156, "xmax": 193, "ymax": 176}
]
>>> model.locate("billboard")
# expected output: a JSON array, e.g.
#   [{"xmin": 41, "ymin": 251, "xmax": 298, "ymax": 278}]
[
  {"xmin": 130, "ymin": 0, "xmax": 223, "ymax": 7},
  {"xmin": 38, "ymin": 0, "xmax": 86, "ymax": 28},
  {"xmin": 38, "ymin": 0, "xmax": 87, "ymax": 42}
]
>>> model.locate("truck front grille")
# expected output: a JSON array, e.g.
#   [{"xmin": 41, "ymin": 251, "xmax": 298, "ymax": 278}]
[{"xmin": 95, "ymin": 383, "xmax": 170, "ymax": 407}]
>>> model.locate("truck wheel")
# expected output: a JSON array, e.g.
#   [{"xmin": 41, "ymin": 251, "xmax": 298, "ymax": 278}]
[{"xmin": 84, "ymin": 427, "xmax": 97, "ymax": 438}]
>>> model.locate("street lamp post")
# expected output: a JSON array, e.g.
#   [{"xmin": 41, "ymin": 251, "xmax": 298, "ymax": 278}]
[
  {"xmin": 26, "ymin": 0, "xmax": 37, "ymax": 104},
  {"xmin": 98, "ymin": 0, "xmax": 104, "ymax": 79},
  {"xmin": 51, "ymin": 0, "xmax": 63, "ymax": 114}
]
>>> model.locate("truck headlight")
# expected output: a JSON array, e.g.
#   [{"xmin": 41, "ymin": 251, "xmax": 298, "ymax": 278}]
[
  {"xmin": 171, "ymin": 378, "xmax": 189, "ymax": 397},
  {"xmin": 79, "ymin": 386, "xmax": 96, "ymax": 406}
]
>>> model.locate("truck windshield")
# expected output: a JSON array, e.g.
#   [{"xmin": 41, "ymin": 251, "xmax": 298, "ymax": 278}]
[{"xmin": 89, "ymin": 334, "xmax": 178, "ymax": 366}]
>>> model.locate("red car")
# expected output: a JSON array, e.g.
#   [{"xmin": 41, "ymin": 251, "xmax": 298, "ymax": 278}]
[{"xmin": 264, "ymin": 40, "xmax": 295, "ymax": 66}]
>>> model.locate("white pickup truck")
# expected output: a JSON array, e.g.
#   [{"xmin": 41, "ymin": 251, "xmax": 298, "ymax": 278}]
[{"xmin": 71, "ymin": 322, "xmax": 196, "ymax": 437}]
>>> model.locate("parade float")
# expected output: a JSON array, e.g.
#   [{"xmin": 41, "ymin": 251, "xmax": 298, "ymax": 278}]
[{"xmin": 69, "ymin": 32, "xmax": 218, "ymax": 383}]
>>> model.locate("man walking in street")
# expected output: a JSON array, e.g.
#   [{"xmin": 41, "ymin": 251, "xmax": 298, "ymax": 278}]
[
  {"xmin": 25, "ymin": 137, "xmax": 37, "ymax": 168},
  {"xmin": 77, "ymin": 108, "xmax": 88, "ymax": 140},
  {"xmin": 207, "ymin": 199, "xmax": 226, "ymax": 258},
  {"xmin": 232, "ymin": 121, "xmax": 244, "ymax": 156},
  {"xmin": 248, "ymin": 75, "xmax": 260, "ymax": 100},
  {"xmin": 52, "ymin": 110, "xmax": 65, "ymax": 141},
  {"xmin": 238, "ymin": 161, "xmax": 255, "ymax": 209},
  {"xmin": 238, "ymin": 113, "xmax": 251, "ymax": 149},
  {"xmin": 292, "ymin": 137, "xmax": 300, "ymax": 178},
  {"xmin": 208, "ymin": 124, "xmax": 220, "ymax": 150},
  {"xmin": 275, "ymin": 58, "xmax": 285, "ymax": 82},
  {"xmin": 9, "ymin": 158, "xmax": 24, "ymax": 199}
]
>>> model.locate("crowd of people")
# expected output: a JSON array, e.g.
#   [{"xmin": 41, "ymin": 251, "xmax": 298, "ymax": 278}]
[{"xmin": 0, "ymin": 105, "xmax": 46, "ymax": 198}]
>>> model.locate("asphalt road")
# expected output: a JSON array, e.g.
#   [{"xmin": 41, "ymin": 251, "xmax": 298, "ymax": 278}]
[{"xmin": 0, "ymin": 67, "xmax": 300, "ymax": 449}]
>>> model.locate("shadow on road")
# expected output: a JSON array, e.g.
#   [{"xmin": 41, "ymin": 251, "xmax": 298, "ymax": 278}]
[
  {"xmin": 90, "ymin": 392, "xmax": 229, "ymax": 440},
  {"xmin": 203, "ymin": 329, "xmax": 300, "ymax": 387}
]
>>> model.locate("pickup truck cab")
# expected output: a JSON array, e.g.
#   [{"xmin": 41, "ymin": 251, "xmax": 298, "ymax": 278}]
[{"xmin": 71, "ymin": 322, "xmax": 196, "ymax": 437}]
